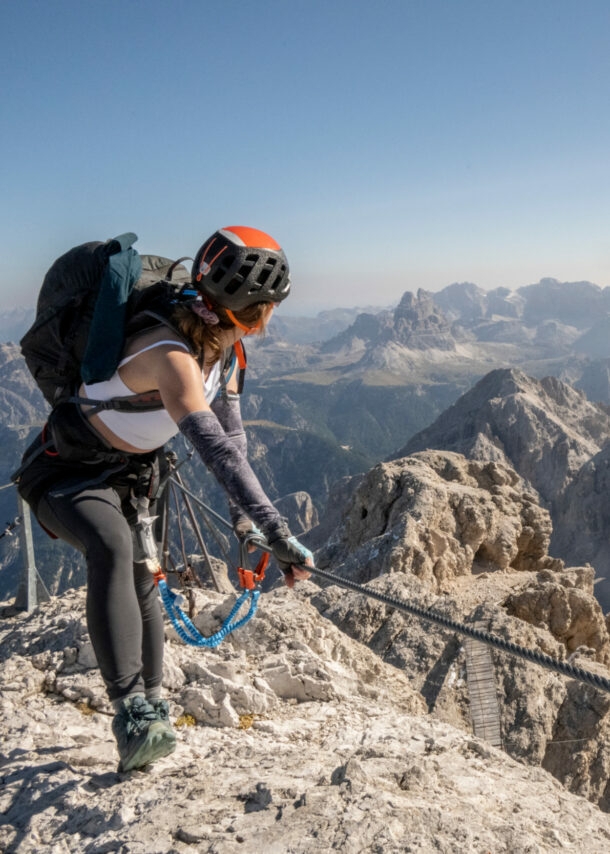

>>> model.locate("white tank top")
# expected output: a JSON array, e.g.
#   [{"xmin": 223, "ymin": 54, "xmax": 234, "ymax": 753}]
[{"xmin": 82, "ymin": 340, "xmax": 223, "ymax": 451}]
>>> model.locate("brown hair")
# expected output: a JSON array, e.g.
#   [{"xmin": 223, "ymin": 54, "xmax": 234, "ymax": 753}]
[{"xmin": 171, "ymin": 301, "xmax": 272, "ymax": 364}]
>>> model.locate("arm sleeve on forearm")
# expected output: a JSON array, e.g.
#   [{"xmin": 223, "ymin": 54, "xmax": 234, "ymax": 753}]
[
  {"xmin": 210, "ymin": 392, "xmax": 247, "ymax": 455},
  {"xmin": 210, "ymin": 393, "xmax": 249, "ymax": 526},
  {"xmin": 178, "ymin": 409, "xmax": 284, "ymax": 536}
]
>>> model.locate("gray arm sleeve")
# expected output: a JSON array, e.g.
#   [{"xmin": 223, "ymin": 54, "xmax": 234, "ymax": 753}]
[
  {"xmin": 178, "ymin": 409, "xmax": 284, "ymax": 537},
  {"xmin": 210, "ymin": 393, "xmax": 249, "ymax": 526},
  {"xmin": 210, "ymin": 392, "xmax": 247, "ymax": 455}
]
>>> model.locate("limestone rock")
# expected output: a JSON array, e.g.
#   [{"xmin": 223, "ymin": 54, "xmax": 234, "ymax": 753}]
[
  {"xmin": 311, "ymin": 449, "xmax": 610, "ymax": 810},
  {"xmin": 317, "ymin": 451, "xmax": 560, "ymax": 590},
  {"xmin": 397, "ymin": 367, "xmax": 610, "ymax": 507},
  {"xmin": 505, "ymin": 568, "xmax": 610, "ymax": 662},
  {"xmin": 552, "ymin": 444, "xmax": 610, "ymax": 613},
  {"xmin": 273, "ymin": 490, "xmax": 319, "ymax": 534},
  {"xmin": 322, "ymin": 289, "xmax": 457, "ymax": 366},
  {"xmin": 432, "ymin": 281, "xmax": 488, "ymax": 323},
  {"xmin": 303, "ymin": 473, "xmax": 363, "ymax": 551},
  {"xmin": 2, "ymin": 586, "xmax": 610, "ymax": 853}
]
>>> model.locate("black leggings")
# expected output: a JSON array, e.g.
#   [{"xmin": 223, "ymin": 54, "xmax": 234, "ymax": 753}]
[{"xmin": 36, "ymin": 482, "xmax": 165, "ymax": 702}]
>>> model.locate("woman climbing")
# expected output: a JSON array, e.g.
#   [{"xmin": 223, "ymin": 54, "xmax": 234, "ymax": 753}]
[{"xmin": 16, "ymin": 225, "xmax": 313, "ymax": 772}]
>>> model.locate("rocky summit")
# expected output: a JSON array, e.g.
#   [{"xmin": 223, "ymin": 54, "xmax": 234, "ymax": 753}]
[
  {"xmin": 3, "ymin": 449, "xmax": 610, "ymax": 852},
  {"xmin": 396, "ymin": 368, "xmax": 610, "ymax": 612},
  {"xmin": 1, "ymin": 583, "xmax": 610, "ymax": 854}
]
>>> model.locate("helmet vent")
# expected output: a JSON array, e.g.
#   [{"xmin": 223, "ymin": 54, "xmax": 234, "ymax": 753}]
[
  {"xmin": 228, "ymin": 254, "xmax": 258, "ymax": 292},
  {"xmin": 212, "ymin": 253, "xmax": 235, "ymax": 283},
  {"xmin": 224, "ymin": 277, "xmax": 243, "ymax": 295},
  {"xmin": 256, "ymin": 258, "xmax": 277, "ymax": 286},
  {"xmin": 270, "ymin": 268, "xmax": 287, "ymax": 292}
]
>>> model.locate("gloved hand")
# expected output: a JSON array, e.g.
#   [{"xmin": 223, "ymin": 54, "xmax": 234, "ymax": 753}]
[
  {"xmin": 267, "ymin": 530, "xmax": 314, "ymax": 588},
  {"xmin": 233, "ymin": 518, "xmax": 264, "ymax": 553}
]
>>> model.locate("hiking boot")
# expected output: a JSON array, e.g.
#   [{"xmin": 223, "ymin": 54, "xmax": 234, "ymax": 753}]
[
  {"xmin": 150, "ymin": 698, "xmax": 171, "ymax": 723},
  {"xmin": 112, "ymin": 695, "xmax": 176, "ymax": 772}
]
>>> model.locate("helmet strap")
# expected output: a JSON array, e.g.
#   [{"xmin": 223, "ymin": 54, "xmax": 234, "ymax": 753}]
[{"xmin": 225, "ymin": 308, "xmax": 261, "ymax": 335}]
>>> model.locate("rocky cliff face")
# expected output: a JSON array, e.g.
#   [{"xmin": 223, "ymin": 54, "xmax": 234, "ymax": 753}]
[
  {"xmin": 318, "ymin": 451, "xmax": 562, "ymax": 586},
  {"xmin": 397, "ymin": 368, "xmax": 610, "ymax": 505},
  {"xmin": 323, "ymin": 289, "xmax": 457, "ymax": 359},
  {"xmin": 552, "ymin": 443, "xmax": 610, "ymax": 612},
  {"xmin": 396, "ymin": 368, "xmax": 610, "ymax": 612},
  {"xmin": 311, "ymin": 450, "xmax": 610, "ymax": 812}
]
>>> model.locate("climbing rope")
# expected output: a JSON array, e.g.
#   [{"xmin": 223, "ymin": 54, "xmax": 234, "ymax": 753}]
[
  {"xmin": 152, "ymin": 539, "xmax": 270, "ymax": 648},
  {"xmin": 157, "ymin": 576, "xmax": 260, "ymax": 648}
]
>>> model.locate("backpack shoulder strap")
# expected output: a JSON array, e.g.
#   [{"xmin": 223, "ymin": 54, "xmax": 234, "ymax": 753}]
[
  {"xmin": 233, "ymin": 340, "xmax": 247, "ymax": 394},
  {"xmin": 218, "ymin": 341, "xmax": 247, "ymax": 399},
  {"xmin": 81, "ymin": 237, "xmax": 142, "ymax": 384}
]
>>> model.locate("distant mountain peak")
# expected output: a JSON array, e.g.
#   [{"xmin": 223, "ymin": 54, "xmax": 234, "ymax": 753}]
[
  {"xmin": 323, "ymin": 290, "xmax": 456, "ymax": 356},
  {"xmin": 397, "ymin": 368, "xmax": 610, "ymax": 507}
]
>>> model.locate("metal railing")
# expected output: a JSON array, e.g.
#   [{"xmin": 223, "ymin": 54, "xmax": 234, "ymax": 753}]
[{"xmin": 3, "ymin": 492, "xmax": 51, "ymax": 611}]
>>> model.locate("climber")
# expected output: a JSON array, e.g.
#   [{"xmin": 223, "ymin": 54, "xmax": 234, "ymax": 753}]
[{"xmin": 15, "ymin": 225, "xmax": 313, "ymax": 772}]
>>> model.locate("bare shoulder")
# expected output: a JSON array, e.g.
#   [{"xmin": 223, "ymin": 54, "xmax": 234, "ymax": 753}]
[{"xmin": 118, "ymin": 328, "xmax": 199, "ymax": 396}]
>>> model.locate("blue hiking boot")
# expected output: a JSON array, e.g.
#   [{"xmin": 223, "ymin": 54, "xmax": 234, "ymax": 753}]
[{"xmin": 112, "ymin": 695, "xmax": 176, "ymax": 772}]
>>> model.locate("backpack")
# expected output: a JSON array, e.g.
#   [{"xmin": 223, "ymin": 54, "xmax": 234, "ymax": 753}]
[
  {"xmin": 20, "ymin": 233, "xmax": 193, "ymax": 407},
  {"xmin": 13, "ymin": 233, "xmax": 248, "ymax": 477}
]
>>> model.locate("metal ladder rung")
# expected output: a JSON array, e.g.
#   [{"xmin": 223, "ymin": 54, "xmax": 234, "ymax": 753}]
[{"xmin": 464, "ymin": 623, "xmax": 503, "ymax": 748}]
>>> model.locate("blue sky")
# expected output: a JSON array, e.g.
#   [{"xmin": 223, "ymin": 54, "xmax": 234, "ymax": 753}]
[{"xmin": 2, "ymin": 0, "xmax": 609, "ymax": 313}]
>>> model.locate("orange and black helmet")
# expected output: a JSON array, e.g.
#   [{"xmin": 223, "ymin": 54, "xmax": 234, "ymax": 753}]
[{"xmin": 192, "ymin": 225, "xmax": 291, "ymax": 310}]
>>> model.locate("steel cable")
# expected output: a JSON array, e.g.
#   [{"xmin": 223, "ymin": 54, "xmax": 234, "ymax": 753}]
[{"xmin": 305, "ymin": 564, "xmax": 610, "ymax": 695}]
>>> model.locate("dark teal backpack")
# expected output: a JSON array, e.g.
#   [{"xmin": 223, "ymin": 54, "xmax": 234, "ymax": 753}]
[{"xmin": 20, "ymin": 233, "xmax": 191, "ymax": 406}]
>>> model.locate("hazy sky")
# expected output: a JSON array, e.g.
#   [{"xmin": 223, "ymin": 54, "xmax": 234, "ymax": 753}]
[{"xmin": 2, "ymin": 0, "xmax": 609, "ymax": 313}]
